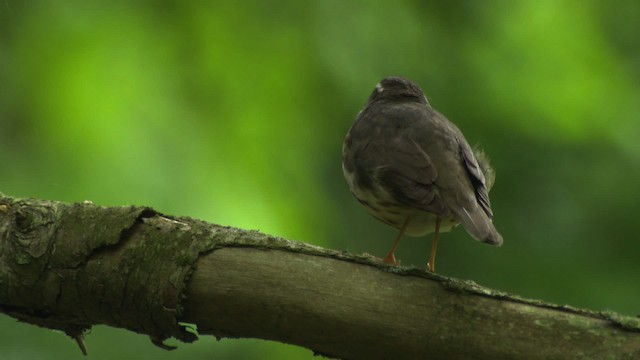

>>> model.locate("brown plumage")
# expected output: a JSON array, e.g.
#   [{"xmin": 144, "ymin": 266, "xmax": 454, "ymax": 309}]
[{"xmin": 342, "ymin": 76, "xmax": 502, "ymax": 271}]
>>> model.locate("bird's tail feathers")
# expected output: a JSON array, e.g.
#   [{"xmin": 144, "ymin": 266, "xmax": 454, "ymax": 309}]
[{"xmin": 459, "ymin": 207, "xmax": 503, "ymax": 246}]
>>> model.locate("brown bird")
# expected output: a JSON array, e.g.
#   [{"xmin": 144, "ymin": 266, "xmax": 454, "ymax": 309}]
[{"xmin": 342, "ymin": 76, "xmax": 502, "ymax": 272}]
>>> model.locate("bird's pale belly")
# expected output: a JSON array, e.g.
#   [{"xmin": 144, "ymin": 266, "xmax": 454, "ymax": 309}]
[{"xmin": 350, "ymin": 185, "xmax": 460, "ymax": 237}]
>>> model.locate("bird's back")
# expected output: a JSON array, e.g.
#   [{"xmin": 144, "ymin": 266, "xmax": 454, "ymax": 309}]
[{"xmin": 343, "ymin": 94, "xmax": 502, "ymax": 245}]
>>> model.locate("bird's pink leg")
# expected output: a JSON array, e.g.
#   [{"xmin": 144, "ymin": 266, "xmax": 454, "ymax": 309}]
[
  {"xmin": 383, "ymin": 217, "xmax": 411, "ymax": 265},
  {"xmin": 427, "ymin": 217, "xmax": 441, "ymax": 272}
]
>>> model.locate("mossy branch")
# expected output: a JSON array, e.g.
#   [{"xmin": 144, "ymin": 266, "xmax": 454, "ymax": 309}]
[{"xmin": 0, "ymin": 196, "xmax": 639, "ymax": 359}]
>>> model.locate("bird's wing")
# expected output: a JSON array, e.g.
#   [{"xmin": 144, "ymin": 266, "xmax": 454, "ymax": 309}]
[
  {"xmin": 377, "ymin": 137, "xmax": 449, "ymax": 216},
  {"xmin": 451, "ymin": 136, "xmax": 502, "ymax": 245},
  {"xmin": 457, "ymin": 138, "xmax": 492, "ymax": 217}
]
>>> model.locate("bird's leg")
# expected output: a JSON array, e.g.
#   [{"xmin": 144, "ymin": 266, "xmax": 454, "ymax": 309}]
[
  {"xmin": 383, "ymin": 217, "xmax": 411, "ymax": 265},
  {"xmin": 427, "ymin": 217, "xmax": 441, "ymax": 272}
]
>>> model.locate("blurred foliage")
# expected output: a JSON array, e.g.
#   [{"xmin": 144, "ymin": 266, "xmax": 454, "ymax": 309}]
[{"xmin": 1, "ymin": 0, "xmax": 639, "ymax": 359}]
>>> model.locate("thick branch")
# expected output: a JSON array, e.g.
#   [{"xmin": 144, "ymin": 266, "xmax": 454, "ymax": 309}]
[{"xmin": 0, "ymin": 196, "xmax": 639, "ymax": 359}]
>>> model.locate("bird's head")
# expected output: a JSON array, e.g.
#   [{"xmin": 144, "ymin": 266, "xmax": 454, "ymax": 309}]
[{"xmin": 367, "ymin": 76, "xmax": 429, "ymax": 105}]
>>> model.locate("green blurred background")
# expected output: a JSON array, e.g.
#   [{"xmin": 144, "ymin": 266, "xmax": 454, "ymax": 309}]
[{"xmin": 1, "ymin": 1, "xmax": 639, "ymax": 359}]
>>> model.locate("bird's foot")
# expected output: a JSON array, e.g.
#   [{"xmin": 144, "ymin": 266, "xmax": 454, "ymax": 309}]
[
  {"xmin": 383, "ymin": 253, "xmax": 401, "ymax": 265},
  {"xmin": 361, "ymin": 252, "xmax": 401, "ymax": 265},
  {"xmin": 426, "ymin": 262, "xmax": 435, "ymax": 272}
]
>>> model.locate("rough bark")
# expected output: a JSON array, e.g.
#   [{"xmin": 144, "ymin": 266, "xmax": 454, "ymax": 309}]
[{"xmin": 0, "ymin": 195, "xmax": 639, "ymax": 359}]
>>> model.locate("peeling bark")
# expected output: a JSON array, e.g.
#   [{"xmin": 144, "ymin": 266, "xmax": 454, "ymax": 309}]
[
  {"xmin": 0, "ymin": 197, "xmax": 202, "ymax": 347},
  {"xmin": 0, "ymin": 196, "xmax": 639, "ymax": 359}
]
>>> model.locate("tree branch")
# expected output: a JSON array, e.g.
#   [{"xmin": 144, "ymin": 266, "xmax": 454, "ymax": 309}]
[{"xmin": 0, "ymin": 195, "xmax": 639, "ymax": 359}]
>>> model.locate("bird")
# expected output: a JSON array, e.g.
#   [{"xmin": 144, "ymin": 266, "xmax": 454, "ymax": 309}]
[{"xmin": 342, "ymin": 76, "xmax": 502, "ymax": 272}]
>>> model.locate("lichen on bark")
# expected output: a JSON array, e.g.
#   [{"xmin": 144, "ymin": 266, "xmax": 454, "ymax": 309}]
[{"xmin": 0, "ymin": 196, "xmax": 214, "ymax": 348}]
